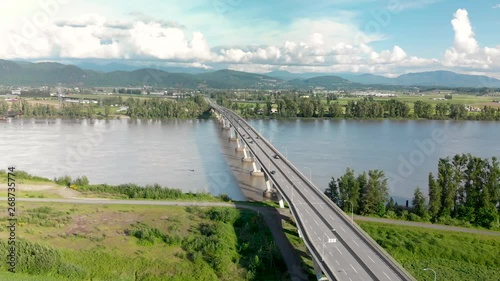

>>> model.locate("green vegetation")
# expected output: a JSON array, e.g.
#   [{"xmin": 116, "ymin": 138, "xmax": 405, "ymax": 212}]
[
  {"xmin": 53, "ymin": 174, "xmax": 230, "ymax": 202},
  {"xmin": 215, "ymin": 92, "xmax": 500, "ymax": 120},
  {"xmin": 0, "ymin": 203, "xmax": 287, "ymax": 280},
  {"xmin": 281, "ymin": 219, "xmax": 316, "ymax": 280},
  {"xmin": 325, "ymin": 154, "xmax": 500, "ymax": 230},
  {"xmin": 358, "ymin": 221, "xmax": 500, "ymax": 281},
  {"xmin": 2, "ymin": 94, "xmax": 211, "ymax": 119},
  {"xmin": 0, "ymin": 170, "xmax": 51, "ymax": 184},
  {"xmin": 126, "ymin": 95, "xmax": 209, "ymax": 119}
]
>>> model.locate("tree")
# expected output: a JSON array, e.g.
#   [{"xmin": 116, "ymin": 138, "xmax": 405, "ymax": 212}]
[
  {"xmin": 328, "ymin": 102, "xmax": 343, "ymax": 117},
  {"xmin": 337, "ymin": 168, "xmax": 360, "ymax": 213},
  {"xmin": 361, "ymin": 170, "xmax": 389, "ymax": 215},
  {"xmin": 386, "ymin": 197, "xmax": 397, "ymax": 212},
  {"xmin": 428, "ymin": 173, "xmax": 441, "ymax": 219},
  {"xmin": 412, "ymin": 187, "xmax": 427, "ymax": 217},
  {"xmin": 438, "ymin": 158, "xmax": 456, "ymax": 217},
  {"xmin": 104, "ymin": 105, "xmax": 110, "ymax": 118},
  {"xmin": 325, "ymin": 178, "xmax": 340, "ymax": 205}
]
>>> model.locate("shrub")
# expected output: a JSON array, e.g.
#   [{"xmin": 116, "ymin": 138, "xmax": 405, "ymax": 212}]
[{"xmin": 206, "ymin": 207, "xmax": 239, "ymax": 224}]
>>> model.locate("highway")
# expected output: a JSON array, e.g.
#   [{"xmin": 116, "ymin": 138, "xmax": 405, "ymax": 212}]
[{"xmin": 212, "ymin": 103, "xmax": 415, "ymax": 281}]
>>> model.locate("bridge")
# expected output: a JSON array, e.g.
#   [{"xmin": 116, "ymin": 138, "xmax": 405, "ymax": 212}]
[{"xmin": 210, "ymin": 102, "xmax": 416, "ymax": 281}]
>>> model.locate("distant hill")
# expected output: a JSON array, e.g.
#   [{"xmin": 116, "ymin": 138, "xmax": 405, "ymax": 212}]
[
  {"xmin": 287, "ymin": 75, "xmax": 356, "ymax": 89},
  {"xmin": 1, "ymin": 59, "xmax": 499, "ymax": 89},
  {"xmin": 395, "ymin": 71, "xmax": 500, "ymax": 88},
  {"xmin": 72, "ymin": 61, "xmax": 211, "ymax": 74},
  {"xmin": 336, "ymin": 73, "xmax": 397, "ymax": 85},
  {"xmin": 337, "ymin": 71, "xmax": 500, "ymax": 88}
]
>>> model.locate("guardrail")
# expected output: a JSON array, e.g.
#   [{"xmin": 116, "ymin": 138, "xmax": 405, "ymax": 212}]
[{"xmin": 213, "ymin": 103, "xmax": 416, "ymax": 281}]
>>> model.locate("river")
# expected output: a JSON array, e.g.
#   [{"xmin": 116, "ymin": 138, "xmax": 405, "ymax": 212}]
[{"xmin": 1, "ymin": 118, "xmax": 499, "ymax": 202}]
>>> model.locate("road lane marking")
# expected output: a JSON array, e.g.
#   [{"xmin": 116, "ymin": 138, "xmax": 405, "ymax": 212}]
[
  {"xmin": 313, "ymin": 230, "xmax": 317, "ymax": 235},
  {"xmin": 335, "ymin": 259, "xmax": 339, "ymax": 265},
  {"xmin": 383, "ymin": 272, "xmax": 392, "ymax": 280},
  {"xmin": 368, "ymin": 256, "xmax": 375, "ymax": 264},
  {"xmin": 349, "ymin": 264, "xmax": 358, "ymax": 274},
  {"xmin": 352, "ymin": 240, "xmax": 359, "ymax": 247},
  {"xmin": 305, "ymin": 209, "xmax": 310, "ymax": 214},
  {"xmin": 329, "ymin": 252, "xmax": 333, "ymax": 257},
  {"xmin": 320, "ymin": 204, "xmax": 324, "ymax": 210},
  {"xmin": 335, "ymin": 246, "xmax": 343, "ymax": 255},
  {"xmin": 313, "ymin": 219, "xmax": 319, "ymax": 226},
  {"xmin": 342, "ymin": 269, "xmax": 347, "ymax": 275},
  {"xmin": 329, "ymin": 215, "xmax": 335, "ymax": 221},
  {"xmin": 349, "ymin": 278, "xmax": 353, "ymax": 281},
  {"xmin": 339, "ymin": 226, "xmax": 346, "ymax": 232}
]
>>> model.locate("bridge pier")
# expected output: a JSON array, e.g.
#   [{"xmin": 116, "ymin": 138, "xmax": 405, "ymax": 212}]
[
  {"xmin": 222, "ymin": 118, "xmax": 230, "ymax": 130},
  {"xmin": 277, "ymin": 193, "xmax": 285, "ymax": 208},
  {"xmin": 235, "ymin": 138, "xmax": 246, "ymax": 152},
  {"xmin": 263, "ymin": 173, "xmax": 272, "ymax": 198},
  {"xmin": 250, "ymin": 163, "xmax": 264, "ymax": 176},
  {"xmin": 228, "ymin": 128, "xmax": 238, "ymax": 141},
  {"xmin": 241, "ymin": 147, "xmax": 253, "ymax": 162}
]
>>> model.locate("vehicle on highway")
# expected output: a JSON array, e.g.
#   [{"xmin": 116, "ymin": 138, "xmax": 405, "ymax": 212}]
[
  {"xmin": 270, "ymin": 170, "xmax": 276, "ymax": 174},
  {"xmin": 273, "ymin": 155, "xmax": 280, "ymax": 159}
]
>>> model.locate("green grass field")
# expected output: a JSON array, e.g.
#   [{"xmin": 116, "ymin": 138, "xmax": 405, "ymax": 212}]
[
  {"xmin": 358, "ymin": 221, "xmax": 500, "ymax": 281},
  {"xmin": 0, "ymin": 203, "xmax": 287, "ymax": 281}
]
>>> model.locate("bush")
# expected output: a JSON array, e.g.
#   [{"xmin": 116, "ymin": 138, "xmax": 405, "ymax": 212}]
[
  {"xmin": 206, "ymin": 207, "xmax": 239, "ymax": 224},
  {"xmin": 55, "ymin": 175, "xmax": 72, "ymax": 187},
  {"xmin": 0, "ymin": 240, "xmax": 62, "ymax": 275}
]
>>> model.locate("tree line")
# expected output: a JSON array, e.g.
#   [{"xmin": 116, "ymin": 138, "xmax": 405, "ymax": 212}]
[
  {"xmin": 324, "ymin": 154, "xmax": 500, "ymax": 229},
  {"xmin": 214, "ymin": 93, "xmax": 500, "ymax": 120},
  {"xmin": 1, "ymin": 96, "xmax": 210, "ymax": 119},
  {"xmin": 125, "ymin": 95, "xmax": 209, "ymax": 119}
]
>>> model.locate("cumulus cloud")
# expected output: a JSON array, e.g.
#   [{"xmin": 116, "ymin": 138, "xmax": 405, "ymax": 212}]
[
  {"xmin": 443, "ymin": 9, "xmax": 500, "ymax": 71},
  {"xmin": 3, "ymin": 14, "xmax": 212, "ymax": 61},
  {"xmin": 493, "ymin": 4, "xmax": 500, "ymax": 9},
  {"xmin": 1, "ymin": 7, "xmax": 498, "ymax": 78}
]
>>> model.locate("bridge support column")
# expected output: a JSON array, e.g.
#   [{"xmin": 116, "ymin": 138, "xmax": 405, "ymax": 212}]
[
  {"xmin": 228, "ymin": 128, "xmax": 238, "ymax": 141},
  {"xmin": 263, "ymin": 173, "xmax": 272, "ymax": 198},
  {"xmin": 250, "ymin": 164, "xmax": 264, "ymax": 176},
  {"xmin": 235, "ymin": 139, "xmax": 246, "ymax": 152},
  {"xmin": 222, "ymin": 118, "xmax": 230, "ymax": 130},
  {"xmin": 277, "ymin": 193, "xmax": 285, "ymax": 208},
  {"xmin": 241, "ymin": 147, "xmax": 253, "ymax": 162}
]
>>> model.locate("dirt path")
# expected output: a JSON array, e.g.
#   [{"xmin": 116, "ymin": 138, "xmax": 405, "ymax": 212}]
[
  {"xmin": 354, "ymin": 215, "xmax": 500, "ymax": 236},
  {"xmin": 18, "ymin": 183, "xmax": 81, "ymax": 198}
]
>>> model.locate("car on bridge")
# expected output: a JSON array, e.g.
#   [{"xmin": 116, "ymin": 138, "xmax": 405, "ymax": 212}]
[
  {"xmin": 270, "ymin": 170, "xmax": 276, "ymax": 174},
  {"xmin": 273, "ymin": 155, "xmax": 280, "ymax": 159}
]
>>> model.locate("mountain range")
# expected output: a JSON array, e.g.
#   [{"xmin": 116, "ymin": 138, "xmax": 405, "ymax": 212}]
[{"xmin": 1, "ymin": 60, "xmax": 500, "ymax": 89}]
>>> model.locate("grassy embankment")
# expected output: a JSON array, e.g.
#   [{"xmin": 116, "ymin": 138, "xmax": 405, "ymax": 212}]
[
  {"xmin": 2, "ymin": 170, "xmax": 499, "ymax": 280},
  {"xmin": 358, "ymin": 221, "xmax": 500, "ymax": 281},
  {"xmin": 0, "ymin": 203, "xmax": 288, "ymax": 280},
  {"xmin": 0, "ymin": 170, "xmax": 229, "ymax": 202}
]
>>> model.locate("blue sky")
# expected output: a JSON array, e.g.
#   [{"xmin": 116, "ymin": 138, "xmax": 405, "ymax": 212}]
[{"xmin": 1, "ymin": 0, "xmax": 499, "ymax": 77}]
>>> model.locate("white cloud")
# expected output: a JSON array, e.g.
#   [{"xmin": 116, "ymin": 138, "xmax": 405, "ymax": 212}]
[
  {"xmin": 493, "ymin": 4, "xmax": 500, "ymax": 9},
  {"xmin": 0, "ymin": 4, "xmax": 498, "ymax": 79},
  {"xmin": 443, "ymin": 9, "xmax": 500, "ymax": 71}
]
